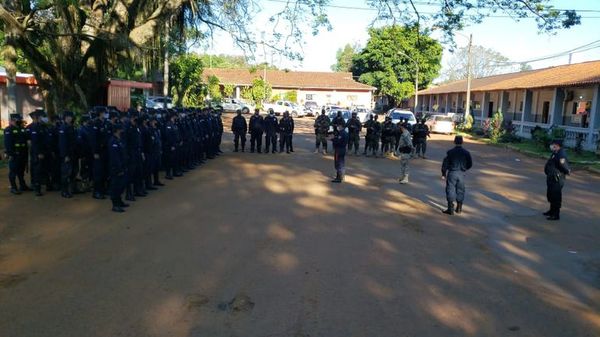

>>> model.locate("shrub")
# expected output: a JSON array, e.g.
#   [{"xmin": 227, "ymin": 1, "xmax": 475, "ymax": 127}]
[
  {"xmin": 488, "ymin": 111, "xmax": 505, "ymax": 143},
  {"xmin": 499, "ymin": 120, "xmax": 521, "ymax": 143},
  {"xmin": 532, "ymin": 126, "xmax": 552, "ymax": 148}
]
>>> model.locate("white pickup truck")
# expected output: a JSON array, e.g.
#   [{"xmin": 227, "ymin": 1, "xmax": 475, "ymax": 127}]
[{"xmin": 263, "ymin": 100, "xmax": 305, "ymax": 117}]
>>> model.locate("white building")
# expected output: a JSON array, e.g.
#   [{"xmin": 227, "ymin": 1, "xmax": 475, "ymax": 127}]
[{"xmin": 203, "ymin": 68, "xmax": 375, "ymax": 108}]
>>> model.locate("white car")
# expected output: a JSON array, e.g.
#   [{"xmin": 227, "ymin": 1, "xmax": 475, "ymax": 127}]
[
  {"xmin": 264, "ymin": 100, "xmax": 303, "ymax": 117},
  {"xmin": 426, "ymin": 115, "xmax": 455, "ymax": 134},
  {"xmin": 221, "ymin": 98, "xmax": 255, "ymax": 113},
  {"xmin": 352, "ymin": 107, "xmax": 372, "ymax": 124},
  {"xmin": 387, "ymin": 109, "xmax": 417, "ymax": 126},
  {"xmin": 146, "ymin": 96, "xmax": 173, "ymax": 109}
]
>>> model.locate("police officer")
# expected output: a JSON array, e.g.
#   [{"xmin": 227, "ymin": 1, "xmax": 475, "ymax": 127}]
[
  {"xmin": 47, "ymin": 115, "xmax": 62, "ymax": 191},
  {"xmin": 108, "ymin": 124, "xmax": 129, "ymax": 213},
  {"xmin": 347, "ymin": 112, "xmax": 362, "ymax": 155},
  {"xmin": 264, "ymin": 110, "xmax": 279, "ymax": 154},
  {"xmin": 149, "ymin": 116, "xmax": 164, "ymax": 187},
  {"xmin": 4, "ymin": 113, "xmax": 29, "ymax": 194},
  {"xmin": 58, "ymin": 111, "xmax": 77, "ymax": 198},
  {"xmin": 363, "ymin": 114, "xmax": 379, "ymax": 156},
  {"xmin": 441, "ymin": 136, "xmax": 473, "ymax": 215},
  {"xmin": 544, "ymin": 139, "xmax": 571, "ymax": 221},
  {"xmin": 412, "ymin": 118, "xmax": 430, "ymax": 158},
  {"xmin": 125, "ymin": 110, "xmax": 145, "ymax": 200},
  {"xmin": 314, "ymin": 109, "xmax": 330, "ymax": 154},
  {"xmin": 232, "ymin": 109, "xmax": 248, "ymax": 152},
  {"xmin": 164, "ymin": 112, "xmax": 179, "ymax": 180},
  {"xmin": 397, "ymin": 123, "xmax": 414, "ymax": 184},
  {"xmin": 77, "ymin": 115, "xmax": 95, "ymax": 193},
  {"xmin": 381, "ymin": 116, "xmax": 394, "ymax": 156},
  {"xmin": 27, "ymin": 109, "xmax": 49, "ymax": 196},
  {"xmin": 279, "ymin": 111, "xmax": 294, "ymax": 154},
  {"xmin": 330, "ymin": 123, "xmax": 349, "ymax": 183},
  {"xmin": 249, "ymin": 108, "xmax": 264, "ymax": 153},
  {"xmin": 90, "ymin": 109, "xmax": 108, "ymax": 199}
]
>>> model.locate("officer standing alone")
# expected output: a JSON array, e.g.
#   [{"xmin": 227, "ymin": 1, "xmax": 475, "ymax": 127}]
[
  {"xmin": 330, "ymin": 124, "xmax": 349, "ymax": 183},
  {"xmin": 544, "ymin": 139, "xmax": 571, "ymax": 221},
  {"xmin": 441, "ymin": 136, "xmax": 473, "ymax": 215}
]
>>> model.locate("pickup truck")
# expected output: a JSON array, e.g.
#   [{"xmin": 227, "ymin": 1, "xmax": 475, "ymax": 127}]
[{"xmin": 263, "ymin": 100, "xmax": 305, "ymax": 117}]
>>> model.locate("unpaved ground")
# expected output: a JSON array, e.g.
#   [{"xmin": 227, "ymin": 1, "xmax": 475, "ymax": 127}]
[{"xmin": 0, "ymin": 116, "xmax": 599, "ymax": 337}]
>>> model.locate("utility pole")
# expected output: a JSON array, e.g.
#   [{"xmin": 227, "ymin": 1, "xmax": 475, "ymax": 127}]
[
  {"xmin": 464, "ymin": 33, "xmax": 473, "ymax": 122},
  {"xmin": 163, "ymin": 18, "xmax": 170, "ymax": 108}
]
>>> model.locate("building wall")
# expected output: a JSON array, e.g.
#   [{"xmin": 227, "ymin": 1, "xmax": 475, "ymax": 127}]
[
  {"xmin": 0, "ymin": 83, "xmax": 44, "ymax": 128},
  {"xmin": 558, "ymin": 86, "xmax": 595, "ymax": 128},
  {"xmin": 527, "ymin": 89, "xmax": 553, "ymax": 124},
  {"xmin": 271, "ymin": 88, "xmax": 372, "ymax": 108}
]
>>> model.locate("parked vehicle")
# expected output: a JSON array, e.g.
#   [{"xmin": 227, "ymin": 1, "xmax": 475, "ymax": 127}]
[
  {"xmin": 352, "ymin": 106, "xmax": 372, "ymax": 124},
  {"xmin": 264, "ymin": 100, "xmax": 304, "ymax": 117},
  {"xmin": 328, "ymin": 109, "xmax": 352, "ymax": 132},
  {"xmin": 146, "ymin": 96, "xmax": 173, "ymax": 109},
  {"xmin": 304, "ymin": 101, "xmax": 320, "ymax": 116},
  {"xmin": 387, "ymin": 109, "xmax": 418, "ymax": 126},
  {"xmin": 426, "ymin": 115, "xmax": 455, "ymax": 134},
  {"xmin": 221, "ymin": 98, "xmax": 254, "ymax": 113}
]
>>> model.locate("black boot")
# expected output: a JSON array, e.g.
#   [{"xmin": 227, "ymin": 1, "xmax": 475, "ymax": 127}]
[
  {"xmin": 331, "ymin": 172, "xmax": 342, "ymax": 183},
  {"xmin": 10, "ymin": 187, "xmax": 21, "ymax": 195},
  {"xmin": 455, "ymin": 202, "xmax": 463, "ymax": 214},
  {"xmin": 547, "ymin": 207, "xmax": 560, "ymax": 221},
  {"xmin": 443, "ymin": 202, "xmax": 455, "ymax": 215},
  {"xmin": 543, "ymin": 209, "xmax": 552, "ymax": 216}
]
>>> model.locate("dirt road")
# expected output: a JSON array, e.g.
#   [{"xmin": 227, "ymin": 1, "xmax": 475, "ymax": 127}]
[{"xmin": 1, "ymin": 116, "xmax": 599, "ymax": 337}]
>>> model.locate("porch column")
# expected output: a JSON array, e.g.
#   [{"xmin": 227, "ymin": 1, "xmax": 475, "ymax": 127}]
[
  {"xmin": 429, "ymin": 95, "xmax": 433, "ymax": 114},
  {"xmin": 482, "ymin": 92, "xmax": 490, "ymax": 121},
  {"xmin": 587, "ymin": 84, "xmax": 600, "ymax": 150},
  {"xmin": 519, "ymin": 90, "xmax": 532, "ymax": 135},
  {"xmin": 499, "ymin": 91, "xmax": 509, "ymax": 119},
  {"xmin": 444, "ymin": 94, "xmax": 450, "ymax": 114},
  {"xmin": 550, "ymin": 87, "xmax": 564, "ymax": 126},
  {"xmin": 235, "ymin": 86, "xmax": 241, "ymax": 99}
]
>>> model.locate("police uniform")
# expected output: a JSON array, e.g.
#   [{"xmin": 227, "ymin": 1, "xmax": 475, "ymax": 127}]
[
  {"xmin": 264, "ymin": 113, "xmax": 279, "ymax": 153},
  {"xmin": 249, "ymin": 111, "xmax": 264, "ymax": 153},
  {"xmin": 381, "ymin": 118, "xmax": 394, "ymax": 155},
  {"xmin": 346, "ymin": 114, "xmax": 362, "ymax": 155},
  {"xmin": 278, "ymin": 112, "xmax": 294, "ymax": 154},
  {"xmin": 544, "ymin": 140, "xmax": 570, "ymax": 220},
  {"xmin": 397, "ymin": 126, "xmax": 413, "ymax": 184},
  {"xmin": 108, "ymin": 124, "xmax": 128, "ymax": 212},
  {"xmin": 442, "ymin": 136, "xmax": 473, "ymax": 215},
  {"xmin": 364, "ymin": 116, "xmax": 380, "ymax": 156},
  {"xmin": 331, "ymin": 127, "xmax": 349, "ymax": 183},
  {"xmin": 3, "ymin": 114, "xmax": 29, "ymax": 194},
  {"xmin": 58, "ymin": 111, "xmax": 77, "ymax": 198},
  {"xmin": 314, "ymin": 112, "xmax": 330, "ymax": 153},
  {"xmin": 412, "ymin": 120, "xmax": 430, "ymax": 158},
  {"xmin": 232, "ymin": 111, "xmax": 248, "ymax": 152},
  {"xmin": 27, "ymin": 110, "xmax": 49, "ymax": 196}
]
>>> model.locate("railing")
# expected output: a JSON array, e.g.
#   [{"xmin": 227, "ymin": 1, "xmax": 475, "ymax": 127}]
[{"xmin": 512, "ymin": 121, "xmax": 599, "ymax": 151}]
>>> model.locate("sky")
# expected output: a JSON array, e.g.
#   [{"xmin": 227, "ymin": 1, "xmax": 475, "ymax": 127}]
[{"xmin": 198, "ymin": 0, "xmax": 600, "ymax": 78}]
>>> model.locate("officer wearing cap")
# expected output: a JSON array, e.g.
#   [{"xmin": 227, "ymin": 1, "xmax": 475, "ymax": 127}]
[
  {"xmin": 330, "ymin": 123, "xmax": 349, "ymax": 183},
  {"xmin": 125, "ymin": 109, "xmax": 145, "ymax": 199},
  {"xmin": 314, "ymin": 109, "xmax": 330, "ymax": 154},
  {"xmin": 381, "ymin": 116, "xmax": 394, "ymax": 156},
  {"xmin": 91, "ymin": 107, "xmax": 109, "ymax": 199},
  {"xmin": 27, "ymin": 109, "xmax": 49, "ymax": 196},
  {"xmin": 544, "ymin": 139, "xmax": 571, "ymax": 221},
  {"xmin": 278, "ymin": 111, "xmax": 294, "ymax": 154},
  {"xmin": 264, "ymin": 110, "xmax": 279, "ymax": 154},
  {"xmin": 58, "ymin": 111, "xmax": 77, "ymax": 198},
  {"xmin": 363, "ymin": 114, "xmax": 380, "ymax": 156},
  {"xmin": 232, "ymin": 109, "xmax": 248, "ymax": 152},
  {"xmin": 249, "ymin": 108, "xmax": 264, "ymax": 153},
  {"xmin": 347, "ymin": 112, "xmax": 362, "ymax": 155},
  {"xmin": 442, "ymin": 136, "xmax": 473, "ymax": 215},
  {"xmin": 4, "ymin": 113, "xmax": 29, "ymax": 194},
  {"xmin": 108, "ymin": 123, "xmax": 129, "ymax": 212},
  {"xmin": 78, "ymin": 114, "xmax": 95, "ymax": 193}
]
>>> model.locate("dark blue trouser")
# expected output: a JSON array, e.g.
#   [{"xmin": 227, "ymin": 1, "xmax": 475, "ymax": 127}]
[
  {"xmin": 334, "ymin": 148, "xmax": 346, "ymax": 174},
  {"xmin": 547, "ymin": 177, "xmax": 564, "ymax": 215},
  {"xmin": 110, "ymin": 173, "xmax": 126, "ymax": 206},
  {"xmin": 446, "ymin": 170, "xmax": 466, "ymax": 203},
  {"xmin": 265, "ymin": 133, "xmax": 277, "ymax": 152},
  {"xmin": 8, "ymin": 153, "xmax": 27, "ymax": 189},
  {"xmin": 93, "ymin": 156, "xmax": 106, "ymax": 194}
]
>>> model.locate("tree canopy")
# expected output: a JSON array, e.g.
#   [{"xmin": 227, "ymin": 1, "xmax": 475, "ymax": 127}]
[
  {"xmin": 169, "ymin": 54, "xmax": 204, "ymax": 106},
  {"xmin": 331, "ymin": 43, "xmax": 361, "ymax": 72},
  {"xmin": 351, "ymin": 25, "xmax": 443, "ymax": 106}
]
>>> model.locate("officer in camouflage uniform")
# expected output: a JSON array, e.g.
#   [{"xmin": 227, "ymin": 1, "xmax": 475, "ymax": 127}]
[
  {"xmin": 314, "ymin": 109, "xmax": 330, "ymax": 154},
  {"xmin": 396, "ymin": 123, "xmax": 414, "ymax": 184},
  {"xmin": 346, "ymin": 112, "xmax": 362, "ymax": 155},
  {"xmin": 380, "ymin": 116, "xmax": 394, "ymax": 156},
  {"xmin": 363, "ymin": 114, "xmax": 379, "ymax": 156}
]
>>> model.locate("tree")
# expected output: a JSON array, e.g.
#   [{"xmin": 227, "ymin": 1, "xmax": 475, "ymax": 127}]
[
  {"xmin": 169, "ymin": 54, "xmax": 204, "ymax": 106},
  {"xmin": 442, "ymin": 45, "xmax": 513, "ymax": 81},
  {"xmin": 351, "ymin": 25, "xmax": 442, "ymax": 107},
  {"xmin": 284, "ymin": 90, "xmax": 298, "ymax": 103},
  {"xmin": 241, "ymin": 78, "xmax": 272, "ymax": 109},
  {"xmin": 223, "ymin": 84, "xmax": 235, "ymax": 98},
  {"xmin": 206, "ymin": 75, "xmax": 222, "ymax": 102},
  {"xmin": 331, "ymin": 43, "xmax": 360, "ymax": 72}
]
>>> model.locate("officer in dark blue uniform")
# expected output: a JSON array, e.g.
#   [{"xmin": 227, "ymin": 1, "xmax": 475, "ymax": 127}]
[
  {"xmin": 125, "ymin": 109, "xmax": 145, "ymax": 199},
  {"xmin": 58, "ymin": 111, "xmax": 77, "ymax": 198},
  {"xmin": 108, "ymin": 124, "xmax": 129, "ymax": 212},
  {"xmin": 441, "ymin": 136, "xmax": 473, "ymax": 215},
  {"xmin": 27, "ymin": 109, "xmax": 49, "ymax": 196},
  {"xmin": 330, "ymin": 123, "xmax": 349, "ymax": 183},
  {"xmin": 90, "ymin": 108, "xmax": 108, "ymax": 199},
  {"xmin": 249, "ymin": 108, "xmax": 264, "ymax": 153},
  {"xmin": 544, "ymin": 139, "xmax": 571, "ymax": 221},
  {"xmin": 278, "ymin": 111, "xmax": 294, "ymax": 154},
  {"xmin": 164, "ymin": 112, "xmax": 179, "ymax": 180},
  {"xmin": 149, "ymin": 116, "xmax": 164, "ymax": 186},
  {"xmin": 231, "ymin": 109, "xmax": 248, "ymax": 152},
  {"xmin": 264, "ymin": 111, "xmax": 279, "ymax": 154},
  {"xmin": 3, "ymin": 113, "xmax": 29, "ymax": 194},
  {"xmin": 77, "ymin": 115, "xmax": 95, "ymax": 193},
  {"xmin": 47, "ymin": 115, "xmax": 62, "ymax": 191}
]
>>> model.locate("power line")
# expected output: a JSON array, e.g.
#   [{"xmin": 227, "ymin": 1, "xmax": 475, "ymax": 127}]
[
  {"xmin": 490, "ymin": 39, "xmax": 600, "ymax": 65},
  {"xmin": 264, "ymin": 0, "xmax": 600, "ymax": 18}
]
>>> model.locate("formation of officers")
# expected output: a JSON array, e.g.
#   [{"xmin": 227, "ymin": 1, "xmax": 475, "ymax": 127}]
[
  {"xmin": 3, "ymin": 106, "xmax": 224, "ymax": 212},
  {"xmin": 231, "ymin": 109, "xmax": 295, "ymax": 154}
]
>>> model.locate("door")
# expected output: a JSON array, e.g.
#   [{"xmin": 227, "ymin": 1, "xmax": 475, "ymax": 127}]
[
  {"xmin": 542, "ymin": 101, "xmax": 550, "ymax": 124},
  {"xmin": 488, "ymin": 102, "xmax": 494, "ymax": 118}
]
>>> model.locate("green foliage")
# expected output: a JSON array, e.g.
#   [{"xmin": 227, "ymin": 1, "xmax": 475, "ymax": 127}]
[
  {"xmin": 241, "ymin": 78, "xmax": 272, "ymax": 109},
  {"xmin": 223, "ymin": 84, "xmax": 235, "ymax": 98},
  {"xmin": 284, "ymin": 90, "xmax": 298, "ymax": 103},
  {"xmin": 271, "ymin": 93, "xmax": 282, "ymax": 102},
  {"xmin": 207, "ymin": 75, "xmax": 222, "ymax": 102},
  {"xmin": 488, "ymin": 111, "xmax": 505, "ymax": 143},
  {"xmin": 331, "ymin": 43, "xmax": 360, "ymax": 72},
  {"xmin": 170, "ymin": 54, "xmax": 205, "ymax": 107},
  {"xmin": 531, "ymin": 126, "xmax": 552, "ymax": 148},
  {"xmin": 457, "ymin": 113, "xmax": 474, "ymax": 132},
  {"xmin": 351, "ymin": 25, "xmax": 442, "ymax": 107}
]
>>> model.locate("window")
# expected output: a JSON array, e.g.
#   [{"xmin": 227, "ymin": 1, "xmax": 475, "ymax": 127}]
[
  {"xmin": 541, "ymin": 101, "xmax": 550, "ymax": 124},
  {"xmin": 306, "ymin": 94, "xmax": 314, "ymax": 100},
  {"xmin": 519, "ymin": 101, "xmax": 523, "ymax": 112}
]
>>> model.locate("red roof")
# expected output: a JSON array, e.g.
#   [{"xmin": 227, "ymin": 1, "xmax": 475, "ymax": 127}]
[
  {"xmin": 203, "ymin": 68, "xmax": 375, "ymax": 91},
  {"xmin": 0, "ymin": 73, "xmax": 38, "ymax": 85},
  {"xmin": 420, "ymin": 60, "xmax": 600, "ymax": 95}
]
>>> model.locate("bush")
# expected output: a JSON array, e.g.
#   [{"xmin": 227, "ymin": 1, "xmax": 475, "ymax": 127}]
[
  {"xmin": 488, "ymin": 111, "xmax": 504, "ymax": 143},
  {"xmin": 498, "ymin": 120, "xmax": 521, "ymax": 143},
  {"xmin": 532, "ymin": 126, "xmax": 552, "ymax": 148}
]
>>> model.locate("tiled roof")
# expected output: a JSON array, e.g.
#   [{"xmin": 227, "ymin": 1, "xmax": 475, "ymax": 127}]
[
  {"xmin": 203, "ymin": 68, "xmax": 376, "ymax": 91},
  {"xmin": 420, "ymin": 60, "xmax": 600, "ymax": 95}
]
